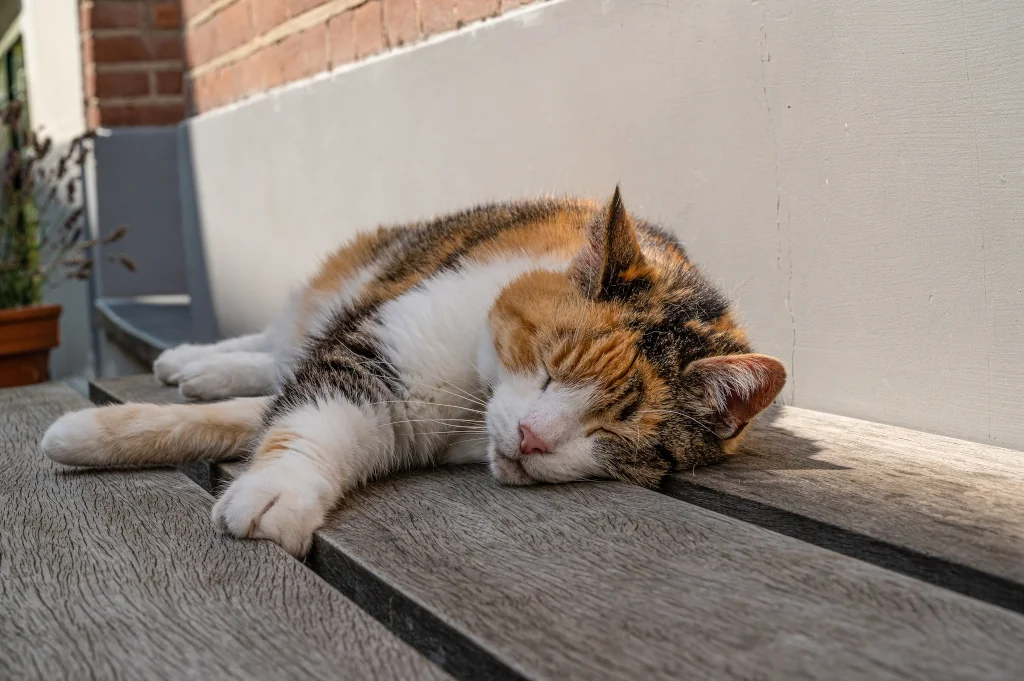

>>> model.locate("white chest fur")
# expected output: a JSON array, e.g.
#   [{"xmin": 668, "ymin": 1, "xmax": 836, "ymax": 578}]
[{"xmin": 373, "ymin": 254, "xmax": 569, "ymax": 464}]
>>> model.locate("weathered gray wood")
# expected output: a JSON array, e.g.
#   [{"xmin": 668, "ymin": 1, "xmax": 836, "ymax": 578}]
[
  {"xmin": 91, "ymin": 375, "xmax": 1024, "ymax": 679},
  {"xmin": 93, "ymin": 377, "xmax": 1024, "ymax": 587},
  {"xmin": 91, "ymin": 373, "xmax": 187, "ymax": 406},
  {"xmin": 0, "ymin": 383, "xmax": 450, "ymax": 681},
  {"xmin": 672, "ymin": 405, "xmax": 1024, "ymax": 584},
  {"xmin": 305, "ymin": 467, "xmax": 1024, "ymax": 681}
]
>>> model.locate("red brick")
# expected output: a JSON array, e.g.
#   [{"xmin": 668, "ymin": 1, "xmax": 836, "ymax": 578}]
[
  {"xmin": 150, "ymin": 2, "xmax": 182, "ymax": 29},
  {"xmin": 216, "ymin": 63, "xmax": 239, "ymax": 106},
  {"xmin": 82, "ymin": 2, "xmax": 142, "ymax": 31},
  {"xmin": 217, "ymin": 0, "xmax": 253, "ymax": 53},
  {"xmin": 190, "ymin": 71, "xmax": 216, "ymax": 111},
  {"xmin": 87, "ymin": 101, "xmax": 102, "ymax": 128},
  {"xmin": 287, "ymin": 0, "xmax": 328, "ymax": 17},
  {"xmin": 185, "ymin": 21, "xmax": 218, "ymax": 67},
  {"xmin": 91, "ymin": 70, "xmax": 151, "ymax": 98},
  {"xmin": 252, "ymin": 0, "xmax": 288, "ymax": 35},
  {"xmin": 97, "ymin": 101, "xmax": 186, "ymax": 126},
  {"xmin": 327, "ymin": 11, "xmax": 355, "ymax": 67},
  {"xmin": 420, "ymin": 0, "xmax": 455, "ymax": 35},
  {"xmin": 82, "ymin": 34, "xmax": 95, "ymax": 66},
  {"xmin": 192, "ymin": 69, "xmax": 228, "ymax": 111},
  {"xmin": 353, "ymin": 1, "xmax": 384, "ymax": 58},
  {"xmin": 152, "ymin": 32, "xmax": 184, "ymax": 60},
  {"xmin": 457, "ymin": 0, "xmax": 498, "ymax": 23},
  {"xmin": 90, "ymin": 34, "xmax": 150, "ymax": 62},
  {"xmin": 384, "ymin": 0, "xmax": 419, "ymax": 47},
  {"xmin": 266, "ymin": 23, "xmax": 328, "ymax": 88},
  {"xmin": 234, "ymin": 51, "xmax": 263, "ymax": 97},
  {"xmin": 91, "ymin": 33, "xmax": 182, "ymax": 63},
  {"xmin": 182, "ymin": 0, "xmax": 214, "ymax": 21},
  {"xmin": 156, "ymin": 69, "xmax": 184, "ymax": 95}
]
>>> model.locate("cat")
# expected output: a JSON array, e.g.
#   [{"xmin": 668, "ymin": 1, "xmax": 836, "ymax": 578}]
[{"xmin": 40, "ymin": 189, "xmax": 786, "ymax": 557}]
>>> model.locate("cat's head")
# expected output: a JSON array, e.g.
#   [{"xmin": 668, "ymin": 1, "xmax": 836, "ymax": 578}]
[{"xmin": 479, "ymin": 188, "xmax": 786, "ymax": 487}]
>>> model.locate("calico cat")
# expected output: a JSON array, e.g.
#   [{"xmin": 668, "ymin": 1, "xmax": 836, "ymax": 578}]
[{"xmin": 40, "ymin": 189, "xmax": 785, "ymax": 557}]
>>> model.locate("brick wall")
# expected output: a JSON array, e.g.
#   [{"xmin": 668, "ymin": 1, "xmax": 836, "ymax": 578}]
[
  {"xmin": 183, "ymin": 0, "xmax": 542, "ymax": 115},
  {"xmin": 80, "ymin": 1, "xmax": 187, "ymax": 127}
]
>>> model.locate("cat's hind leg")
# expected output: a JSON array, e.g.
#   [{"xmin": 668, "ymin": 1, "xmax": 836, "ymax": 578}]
[
  {"xmin": 154, "ymin": 332, "xmax": 271, "ymax": 385},
  {"xmin": 175, "ymin": 351, "xmax": 277, "ymax": 401}
]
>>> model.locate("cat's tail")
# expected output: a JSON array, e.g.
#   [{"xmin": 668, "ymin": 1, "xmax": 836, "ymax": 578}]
[{"xmin": 40, "ymin": 397, "xmax": 270, "ymax": 467}]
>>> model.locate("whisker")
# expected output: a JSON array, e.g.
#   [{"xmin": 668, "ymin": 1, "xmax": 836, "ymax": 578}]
[
  {"xmin": 638, "ymin": 408, "xmax": 716, "ymax": 437},
  {"xmin": 372, "ymin": 418, "xmax": 488, "ymax": 434},
  {"xmin": 349, "ymin": 356, "xmax": 491, "ymax": 408},
  {"xmin": 351, "ymin": 355, "xmax": 491, "ymax": 407},
  {"xmin": 367, "ymin": 399, "xmax": 488, "ymax": 415}
]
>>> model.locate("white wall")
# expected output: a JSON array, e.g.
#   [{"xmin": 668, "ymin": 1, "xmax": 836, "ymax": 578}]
[
  {"xmin": 183, "ymin": 0, "xmax": 1024, "ymax": 450},
  {"xmin": 20, "ymin": 0, "xmax": 92, "ymax": 379},
  {"xmin": 22, "ymin": 0, "xmax": 86, "ymax": 138}
]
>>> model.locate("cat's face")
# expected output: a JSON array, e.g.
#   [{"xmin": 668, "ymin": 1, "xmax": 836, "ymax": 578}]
[{"xmin": 480, "ymin": 190, "xmax": 786, "ymax": 488}]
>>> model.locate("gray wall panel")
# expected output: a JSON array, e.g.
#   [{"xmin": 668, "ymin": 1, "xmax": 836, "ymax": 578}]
[{"xmin": 93, "ymin": 127, "xmax": 186, "ymax": 298}]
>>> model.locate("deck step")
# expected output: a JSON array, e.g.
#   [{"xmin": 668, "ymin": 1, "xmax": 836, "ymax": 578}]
[
  {"xmin": 664, "ymin": 405, "xmax": 1024, "ymax": 611},
  {"xmin": 0, "ymin": 382, "xmax": 451, "ymax": 681},
  {"xmin": 88, "ymin": 376, "xmax": 1024, "ymax": 681}
]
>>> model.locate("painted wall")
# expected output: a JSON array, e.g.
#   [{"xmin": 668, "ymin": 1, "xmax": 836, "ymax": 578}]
[
  {"xmin": 20, "ymin": 0, "xmax": 92, "ymax": 380},
  {"xmin": 181, "ymin": 0, "xmax": 1024, "ymax": 450},
  {"xmin": 21, "ymin": 0, "xmax": 86, "ymax": 139}
]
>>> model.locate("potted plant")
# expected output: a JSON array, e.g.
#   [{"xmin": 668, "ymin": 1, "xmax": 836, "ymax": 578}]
[{"xmin": 0, "ymin": 100, "xmax": 133, "ymax": 388}]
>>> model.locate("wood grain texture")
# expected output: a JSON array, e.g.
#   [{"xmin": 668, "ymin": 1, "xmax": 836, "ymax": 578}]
[
  {"xmin": 311, "ymin": 467, "xmax": 1024, "ymax": 681},
  {"xmin": 91, "ymin": 375, "xmax": 1024, "ymax": 678},
  {"xmin": 672, "ymin": 406, "xmax": 1024, "ymax": 584},
  {"xmin": 91, "ymin": 373, "xmax": 188, "ymax": 406},
  {"xmin": 93, "ymin": 377, "xmax": 1024, "ymax": 585},
  {"xmin": 0, "ymin": 382, "xmax": 451, "ymax": 681}
]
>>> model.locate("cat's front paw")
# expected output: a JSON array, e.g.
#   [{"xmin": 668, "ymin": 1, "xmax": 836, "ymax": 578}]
[
  {"xmin": 212, "ymin": 464, "xmax": 332, "ymax": 557},
  {"xmin": 153, "ymin": 344, "xmax": 207, "ymax": 385}
]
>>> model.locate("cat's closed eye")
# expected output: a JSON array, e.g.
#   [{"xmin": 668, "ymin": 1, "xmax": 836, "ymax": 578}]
[{"xmin": 587, "ymin": 426, "xmax": 620, "ymax": 439}]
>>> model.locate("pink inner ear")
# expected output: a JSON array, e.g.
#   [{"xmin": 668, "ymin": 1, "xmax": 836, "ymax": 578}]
[{"xmin": 690, "ymin": 354, "xmax": 787, "ymax": 438}]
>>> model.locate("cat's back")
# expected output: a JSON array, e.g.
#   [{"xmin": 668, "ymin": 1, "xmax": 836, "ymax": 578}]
[
  {"xmin": 300, "ymin": 198, "xmax": 595, "ymax": 318},
  {"xmin": 294, "ymin": 197, "xmax": 698, "ymax": 343}
]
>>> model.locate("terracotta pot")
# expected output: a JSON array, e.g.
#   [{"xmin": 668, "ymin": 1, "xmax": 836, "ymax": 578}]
[{"xmin": 0, "ymin": 304, "xmax": 62, "ymax": 388}]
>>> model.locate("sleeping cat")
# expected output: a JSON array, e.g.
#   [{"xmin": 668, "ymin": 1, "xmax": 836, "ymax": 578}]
[{"xmin": 40, "ymin": 189, "xmax": 786, "ymax": 557}]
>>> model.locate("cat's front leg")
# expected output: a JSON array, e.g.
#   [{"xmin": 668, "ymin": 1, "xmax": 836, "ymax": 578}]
[{"xmin": 212, "ymin": 395, "xmax": 393, "ymax": 556}]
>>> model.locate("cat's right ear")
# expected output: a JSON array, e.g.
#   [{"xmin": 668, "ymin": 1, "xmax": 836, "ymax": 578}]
[{"xmin": 569, "ymin": 187, "xmax": 648, "ymax": 300}]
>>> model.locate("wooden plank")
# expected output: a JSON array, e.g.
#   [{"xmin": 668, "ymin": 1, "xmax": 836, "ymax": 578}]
[
  {"xmin": 308, "ymin": 467, "xmax": 1024, "ymax": 680},
  {"xmin": 91, "ymin": 373, "xmax": 187, "ymax": 406},
  {"xmin": 668, "ymin": 406, "xmax": 1024, "ymax": 587},
  {"xmin": 0, "ymin": 383, "xmax": 450, "ymax": 681},
  {"xmin": 91, "ymin": 376, "xmax": 1024, "ymax": 679},
  {"xmin": 93, "ymin": 376, "xmax": 1024, "ymax": 592}
]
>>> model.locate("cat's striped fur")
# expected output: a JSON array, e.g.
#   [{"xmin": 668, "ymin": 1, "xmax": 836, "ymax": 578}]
[{"xmin": 41, "ymin": 190, "xmax": 785, "ymax": 556}]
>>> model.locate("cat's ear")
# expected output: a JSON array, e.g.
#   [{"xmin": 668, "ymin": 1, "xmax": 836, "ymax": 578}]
[
  {"xmin": 570, "ymin": 186, "xmax": 646, "ymax": 300},
  {"xmin": 685, "ymin": 354, "xmax": 787, "ymax": 439}
]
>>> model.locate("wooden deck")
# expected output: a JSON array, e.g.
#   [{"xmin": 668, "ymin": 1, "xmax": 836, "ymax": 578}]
[{"xmin": 3, "ymin": 375, "xmax": 1023, "ymax": 680}]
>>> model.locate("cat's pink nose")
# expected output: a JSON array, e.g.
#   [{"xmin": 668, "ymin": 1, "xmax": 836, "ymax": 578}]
[{"xmin": 519, "ymin": 424, "xmax": 549, "ymax": 455}]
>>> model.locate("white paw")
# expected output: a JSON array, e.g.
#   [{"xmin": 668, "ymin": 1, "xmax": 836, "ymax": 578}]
[
  {"xmin": 154, "ymin": 344, "xmax": 208, "ymax": 385},
  {"xmin": 176, "ymin": 355, "xmax": 243, "ymax": 401},
  {"xmin": 40, "ymin": 409, "xmax": 102, "ymax": 465},
  {"xmin": 211, "ymin": 464, "xmax": 333, "ymax": 557}
]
